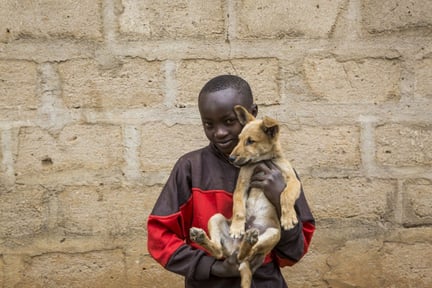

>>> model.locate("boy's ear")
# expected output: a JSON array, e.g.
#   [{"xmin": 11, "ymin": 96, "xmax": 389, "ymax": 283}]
[
  {"xmin": 234, "ymin": 105, "xmax": 255, "ymax": 125},
  {"xmin": 261, "ymin": 116, "xmax": 279, "ymax": 138},
  {"xmin": 251, "ymin": 104, "xmax": 258, "ymax": 117}
]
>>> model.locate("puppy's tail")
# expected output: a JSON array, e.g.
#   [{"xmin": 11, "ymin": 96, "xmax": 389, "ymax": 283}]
[{"xmin": 239, "ymin": 261, "xmax": 252, "ymax": 288}]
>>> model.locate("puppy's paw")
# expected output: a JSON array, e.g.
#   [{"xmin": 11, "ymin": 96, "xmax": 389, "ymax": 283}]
[
  {"xmin": 189, "ymin": 227, "xmax": 206, "ymax": 244},
  {"xmin": 229, "ymin": 222, "xmax": 245, "ymax": 239},
  {"xmin": 244, "ymin": 228, "xmax": 259, "ymax": 245},
  {"xmin": 280, "ymin": 209, "xmax": 298, "ymax": 230}
]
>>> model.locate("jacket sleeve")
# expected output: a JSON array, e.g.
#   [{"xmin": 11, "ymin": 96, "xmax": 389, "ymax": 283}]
[
  {"xmin": 273, "ymin": 172, "xmax": 315, "ymax": 267},
  {"xmin": 147, "ymin": 157, "xmax": 216, "ymax": 281}
]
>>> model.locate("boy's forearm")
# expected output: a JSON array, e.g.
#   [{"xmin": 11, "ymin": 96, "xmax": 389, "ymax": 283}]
[
  {"xmin": 164, "ymin": 244, "xmax": 216, "ymax": 281},
  {"xmin": 275, "ymin": 220, "xmax": 304, "ymax": 261}
]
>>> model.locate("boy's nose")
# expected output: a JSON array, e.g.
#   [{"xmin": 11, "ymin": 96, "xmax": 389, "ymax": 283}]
[{"xmin": 214, "ymin": 126, "xmax": 228, "ymax": 138}]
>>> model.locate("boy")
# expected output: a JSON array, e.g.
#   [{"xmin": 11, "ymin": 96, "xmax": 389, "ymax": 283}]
[{"xmin": 147, "ymin": 75, "xmax": 315, "ymax": 287}]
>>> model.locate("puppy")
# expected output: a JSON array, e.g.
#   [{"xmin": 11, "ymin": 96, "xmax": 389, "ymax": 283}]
[{"xmin": 190, "ymin": 105, "xmax": 301, "ymax": 288}]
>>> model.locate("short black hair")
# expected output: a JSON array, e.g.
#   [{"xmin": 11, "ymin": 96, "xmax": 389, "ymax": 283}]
[{"xmin": 198, "ymin": 75, "xmax": 253, "ymax": 102}]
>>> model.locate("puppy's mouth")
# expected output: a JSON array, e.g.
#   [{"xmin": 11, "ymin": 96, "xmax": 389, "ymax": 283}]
[{"xmin": 229, "ymin": 157, "xmax": 251, "ymax": 167}]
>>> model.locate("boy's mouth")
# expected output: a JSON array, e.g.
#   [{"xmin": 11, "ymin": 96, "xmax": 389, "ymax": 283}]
[
  {"xmin": 215, "ymin": 139, "xmax": 238, "ymax": 155},
  {"xmin": 216, "ymin": 139, "xmax": 233, "ymax": 149}
]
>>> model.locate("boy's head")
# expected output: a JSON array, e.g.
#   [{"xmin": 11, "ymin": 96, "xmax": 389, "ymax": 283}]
[{"xmin": 198, "ymin": 75, "xmax": 258, "ymax": 156}]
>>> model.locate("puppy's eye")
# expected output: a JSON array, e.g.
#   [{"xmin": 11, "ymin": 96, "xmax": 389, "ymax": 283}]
[{"xmin": 245, "ymin": 137, "xmax": 255, "ymax": 145}]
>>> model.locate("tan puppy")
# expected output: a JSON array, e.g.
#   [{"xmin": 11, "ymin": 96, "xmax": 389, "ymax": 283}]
[{"xmin": 189, "ymin": 105, "xmax": 301, "ymax": 288}]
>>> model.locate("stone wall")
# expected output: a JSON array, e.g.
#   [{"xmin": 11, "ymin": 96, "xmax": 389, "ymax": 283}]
[{"xmin": 0, "ymin": 0, "xmax": 431, "ymax": 287}]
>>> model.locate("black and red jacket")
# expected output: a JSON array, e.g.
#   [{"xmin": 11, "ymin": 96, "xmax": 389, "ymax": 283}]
[{"xmin": 147, "ymin": 144, "xmax": 315, "ymax": 288}]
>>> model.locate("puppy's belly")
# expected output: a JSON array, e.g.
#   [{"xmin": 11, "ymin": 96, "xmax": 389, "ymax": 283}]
[{"xmin": 245, "ymin": 188, "xmax": 280, "ymax": 232}]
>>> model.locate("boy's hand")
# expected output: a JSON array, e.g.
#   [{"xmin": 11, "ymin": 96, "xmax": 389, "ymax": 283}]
[
  {"xmin": 250, "ymin": 160, "xmax": 286, "ymax": 217},
  {"xmin": 210, "ymin": 252, "xmax": 239, "ymax": 277},
  {"xmin": 210, "ymin": 252, "xmax": 264, "ymax": 278}
]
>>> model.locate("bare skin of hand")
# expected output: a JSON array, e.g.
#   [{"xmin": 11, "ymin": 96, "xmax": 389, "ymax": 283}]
[
  {"xmin": 211, "ymin": 252, "xmax": 265, "ymax": 278},
  {"xmin": 211, "ymin": 252, "xmax": 240, "ymax": 277}
]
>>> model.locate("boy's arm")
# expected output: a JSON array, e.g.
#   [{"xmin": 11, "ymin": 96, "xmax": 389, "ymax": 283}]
[
  {"xmin": 273, "ymin": 177, "xmax": 315, "ymax": 267},
  {"xmin": 147, "ymin": 214, "xmax": 216, "ymax": 280},
  {"xmin": 147, "ymin": 159, "xmax": 215, "ymax": 281}
]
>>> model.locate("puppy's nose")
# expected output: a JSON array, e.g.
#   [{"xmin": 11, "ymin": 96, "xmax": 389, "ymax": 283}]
[{"xmin": 229, "ymin": 155, "xmax": 236, "ymax": 163}]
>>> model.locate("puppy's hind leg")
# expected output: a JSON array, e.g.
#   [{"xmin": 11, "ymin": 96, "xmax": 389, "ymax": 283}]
[
  {"xmin": 189, "ymin": 227, "xmax": 224, "ymax": 259},
  {"xmin": 189, "ymin": 213, "xmax": 230, "ymax": 259},
  {"xmin": 208, "ymin": 213, "xmax": 236, "ymax": 257},
  {"xmin": 237, "ymin": 228, "xmax": 259, "ymax": 261},
  {"xmin": 248, "ymin": 227, "xmax": 280, "ymax": 258}
]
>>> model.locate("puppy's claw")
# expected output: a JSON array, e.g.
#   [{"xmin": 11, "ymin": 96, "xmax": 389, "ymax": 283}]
[
  {"xmin": 230, "ymin": 232, "xmax": 244, "ymax": 239},
  {"xmin": 229, "ymin": 222, "xmax": 245, "ymax": 238},
  {"xmin": 245, "ymin": 228, "xmax": 259, "ymax": 245}
]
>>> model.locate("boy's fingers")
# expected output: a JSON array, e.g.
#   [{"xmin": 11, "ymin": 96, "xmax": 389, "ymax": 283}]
[
  {"xmin": 253, "ymin": 163, "xmax": 271, "ymax": 175},
  {"xmin": 263, "ymin": 160, "xmax": 280, "ymax": 171}
]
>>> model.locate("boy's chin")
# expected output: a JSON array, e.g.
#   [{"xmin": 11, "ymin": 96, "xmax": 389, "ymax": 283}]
[
  {"xmin": 214, "ymin": 141, "xmax": 237, "ymax": 156},
  {"xmin": 215, "ymin": 145, "xmax": 234, "ymax": 157}
]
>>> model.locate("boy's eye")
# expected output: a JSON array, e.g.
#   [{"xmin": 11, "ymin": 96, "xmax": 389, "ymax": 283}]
[
  {"xmin": 245, "ymin": 137, "xmax": 255, "ymax": 145},
  {"xmin": 203, "ymin": 122, "xmax": 213, "ymax": 129},
  {"xmin": 225, "ymin": 118, "xmax": 236, "ymax": 125}
]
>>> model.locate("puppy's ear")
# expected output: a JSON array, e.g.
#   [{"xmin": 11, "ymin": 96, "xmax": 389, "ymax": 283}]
[
  {"xmin": 234, "ymin": 105, "xmax": 255, "ymax": 125},
  {"xmin": 261, "ymin": 116, "xmax": 279, "ymax": 138}
]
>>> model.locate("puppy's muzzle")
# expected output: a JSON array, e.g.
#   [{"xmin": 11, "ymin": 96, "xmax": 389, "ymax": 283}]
[{"xmin": 229, "ymin": 155, "xmax": 250, "ymax": 166}]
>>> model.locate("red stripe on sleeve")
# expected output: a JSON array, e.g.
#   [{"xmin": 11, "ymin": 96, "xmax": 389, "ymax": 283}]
[
  {"xmin": 147, "ymin": 197, "xmax": 194, "ymax": 267},
  {"xmin": 302, "ymin": 221, "xmax": 315, "ymax": 255},
  {"xmin": 147, "ymin": 213, "xmax": 186, "ymax": 267}
]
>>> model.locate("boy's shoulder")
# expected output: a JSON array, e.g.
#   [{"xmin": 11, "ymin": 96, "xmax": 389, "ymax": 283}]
[
  {"xmin": 170, "ymin": 145, "xmax": 214, "ymax": 173},
  {"xmin": 178, "ymin": 145, "xmax": 211, "ymax": 162},
  {"xmin": 174, "ymin": 144, "xmax": 229, "ymax": 170}
]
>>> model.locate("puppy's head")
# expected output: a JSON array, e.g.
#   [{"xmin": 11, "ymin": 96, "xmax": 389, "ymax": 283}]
[{"xmin": 229, "ymin": 105, "xmax": 280, "ymax": 166}]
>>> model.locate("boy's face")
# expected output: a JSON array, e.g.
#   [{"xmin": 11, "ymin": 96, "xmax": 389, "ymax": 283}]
[{"xmin": 199, "ymin": 88, "xmax": 255, "ymax": 156}]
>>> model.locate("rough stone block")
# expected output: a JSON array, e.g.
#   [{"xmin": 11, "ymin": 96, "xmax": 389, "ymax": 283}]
[
  {"xmin": 281, "ymin": 125, "xmax": 361, "ymax": 170},
  {"xmin": 16, "ymin": 250, "xmax": 126, "ymax": 288},
  {"xmin": 176, "ymin": 59, "xmax": 280, "ymax": 106},
  {"xmin": 15, "ymin": 125, "xmax": 123, "ymax": 184},
  {"xmin": 415, "ymin": 58, "xmax": 432, "ymax": 99},
  {"xmin": 236, "ymin": 0, "xmax": 345, "ymax": 39},
  {"xmin": 141, "ymin": 255, "xmax": 183, "ymax": 288},
  {"xmin": 0, "ymin": 256, "xmax": 3, "ymax": 287},
  {"xmin": 0, "ymin": 132, "xmax": 3, "ymax": 175},
  {"xmin": 118, "ymin": 0, "xmax": 224, "ymax": 39},
  {"xmin": 375, "ymin": 123, "xmax": 432, "ymax": 167},
  {"xmin": 0, "ymin": 129, "xmax": 18, "ymax": 190},
  {"xmin": 2, "ymin": 255, "xmax": 25, "ymax": 288},
  {"xmin": 303, "ymin": 57, "xmax": 401, "ymax": 103},
  {"xmin": 140, "ymin": 123, "xmax": 207, "ymax": 172},
  {"xmin": 324, "ymin": 239, "xmax": 384, "ymax": 287},
  {"xmin": 0, "ymin": 60, "xmax": 38, "ymax": 110},
  {"xmin": 361, "ymin": 0, "xmax": 432, "ymax": 34},
  {"xmin": 58, "ymin": 185, "xmax": 148, "ymax": 236},
  {"xmin": 123, "ymin": 239, "xmax": 150, "ymax": 286},
  {"xmin": 381, "ymin": 240, "xmax": 432, "ymax": 287},
  {"xmin": 141, "ymin": 185, "xmax": 164, "ymax": 215},
  {"xmin": 303, "ymin": 177, "xmax": 396, "ymax": 220},
  {"xmin": 0, "ymin": 186, "xmax": 47, "ymax": 243},
  {"xmin": 58, "ymin": 58, "xmax": 164, "ymax": 109},
  {"xmin": 402, "ymin": 178, "xmax": 432, "ymax": 226},
  {"xmin": 0, "ymin": 0, "xmax": 103, "ymax": 42},
  {"xmin": 282, "ymin": 249, "xmax": 328, "ymax": 287}
]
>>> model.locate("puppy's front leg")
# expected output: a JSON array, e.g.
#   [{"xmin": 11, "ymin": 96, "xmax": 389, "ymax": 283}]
[{"xmin": 280, "ymin": 175, "xmax": 301, "ymax": 230}]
